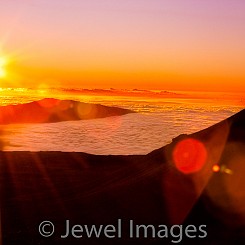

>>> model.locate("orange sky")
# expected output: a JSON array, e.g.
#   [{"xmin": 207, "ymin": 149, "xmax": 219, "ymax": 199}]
[{"xmin": 0, "ymin": 0, "xmax": 245, "ymax": 92}]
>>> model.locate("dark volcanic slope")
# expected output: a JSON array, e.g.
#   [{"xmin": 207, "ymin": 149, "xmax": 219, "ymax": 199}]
[
  {"xmin": 0, "ymin": 109, "xmax": 244, "ymax": 245},
  {"xmin": 0, "ymin": 98, "xmax": 134, "ymax": 124}
]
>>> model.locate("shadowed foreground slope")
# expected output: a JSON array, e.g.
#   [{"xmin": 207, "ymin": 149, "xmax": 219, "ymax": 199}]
[
  {"xmin": 0, "ymin": 98, "xmax": 134, "ymax": 124},
  {"xmin": 0, "ymin": 109, "xmax": 244, "ymax": 245}
]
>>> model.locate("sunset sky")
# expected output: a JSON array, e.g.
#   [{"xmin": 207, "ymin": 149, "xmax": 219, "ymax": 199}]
[{"xmin": 0, "ymin": 0, "xmax": 245, "ymax": 92}]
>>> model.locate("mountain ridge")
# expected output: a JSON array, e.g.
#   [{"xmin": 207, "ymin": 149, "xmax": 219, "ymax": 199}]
[{"xmin": 0, "ymin": 98, "xmax": 135, "ymax": 124}]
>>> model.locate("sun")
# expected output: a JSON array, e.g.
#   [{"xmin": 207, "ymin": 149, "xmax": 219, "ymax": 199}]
[{"xmin": 0, "ymin": 56, "xmax": 7, "ymax": 78}]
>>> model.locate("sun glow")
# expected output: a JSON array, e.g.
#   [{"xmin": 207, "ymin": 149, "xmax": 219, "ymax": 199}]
[{"xmin": 0, "ymin": 56, "xmax": 7, "ymax": 78}]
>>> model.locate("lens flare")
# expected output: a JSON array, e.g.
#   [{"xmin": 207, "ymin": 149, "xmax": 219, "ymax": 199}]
[
  {"xmin": 173, "ymin": 138, "xmax": 207, "ymax": 174},
  {"xmin": 212, "ymin": 164, "xmax": 220, "ymax": 172},
  {"xmin": 76, "ymin": 103, "xmax": 95, "ymax": 119},
  {"xmin": 0, "ymin": 57, "xmax": 7, "ymax": 78}
]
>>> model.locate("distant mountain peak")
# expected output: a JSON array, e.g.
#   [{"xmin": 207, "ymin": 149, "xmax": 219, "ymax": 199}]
[{"xmin": 0, "ymin": 98, "xmax": 135, "ymax": 124}]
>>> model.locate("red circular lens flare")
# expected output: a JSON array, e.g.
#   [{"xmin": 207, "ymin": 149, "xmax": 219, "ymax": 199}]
[
  {"xmin": 173, "ymin": 138, "xmax": 207, "ymax": 174},
  {"xmin": 212, "ymin": 164, "xmax": 220, "ymax": 172}
]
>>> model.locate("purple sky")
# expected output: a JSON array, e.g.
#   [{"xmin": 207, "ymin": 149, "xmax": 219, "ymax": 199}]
[{"xmin": 0, "ymin": 0, "xmax": 245, "ymax": 91}]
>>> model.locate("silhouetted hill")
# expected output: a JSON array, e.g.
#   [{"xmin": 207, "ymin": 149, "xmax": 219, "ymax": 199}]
[
  {"xmin": 0, "ymin": 109, "xmax": 244, "ymax": 244},
  {"xmin": 0, "ymin": 98, "xmax": 135, "ymax": 124}
]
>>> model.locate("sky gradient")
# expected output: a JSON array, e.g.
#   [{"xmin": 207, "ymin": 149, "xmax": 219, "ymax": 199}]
[{"xmin": 0, "ymin": 0, "xmax": 245, "ymax": 92}]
